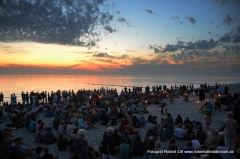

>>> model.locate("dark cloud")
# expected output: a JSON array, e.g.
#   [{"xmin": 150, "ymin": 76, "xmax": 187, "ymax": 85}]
[
  {"xmin": 223, "ymin": 45, "xmax": 240, "ymax": 52},
  {"xmin": 219, "ymin": 33, "xmax": 231, "ymax": 43},
  {"xmin": 232, "ymin": 34, "xmax": 240, "ymax": 43},
  {"xmin": 171, "ymin": 16, "xmax": 180, "ymax": 20},
  {"xmin": 0, "ymin": 0, "xmax": 114, "ymax": 46},
  {"xmin": 118, "ymin": 18, "xmax": 127, "ymax": 23},
  {"xmin": 92, "ymin": 53, "xmax": 129, "ymax": 59},
  {"xmin": 154, "ymin": 48, "xmax": 161, "ymax": 53},
  {"xmin": 185, "ymin": 15, "xmax": 196, "ymax": 25},
  {"xmin": 195, "ymin": 38, "xmax": 217, "ymax": 49},
  {"xmin": 237, "ymin": 26, "xmax": 240, "ymax": 34},
  {"xmin": 117, "ymin": 18, "xmax": 130, "ymax": 27},
  {"xmin": 216, "ymin": 0, "xmax": 226, "ymax": 6},
  {"xmin": 104, "ymin": 26, "xmax": 116, "ymax": 33},
  {"xmin": 92, "ymin": 53, "xmax": 109, "ymax": 57},
  {"xmin": 150, "ymin": 38, "xmax": 218, "ymax": 53},
  {"xmin": 223, "ymin": 14, "xmax": 235, "ymax": 25},
  {"xmin": 144, "ymin": 9, "xmax": 159, "ymax": 16},
  {"xmin": 162, "ymin": 44, "xmax": 179, "ymax": 53}
]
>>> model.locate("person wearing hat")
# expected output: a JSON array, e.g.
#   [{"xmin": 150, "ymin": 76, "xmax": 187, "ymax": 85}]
[{"xmin": 175, "ymin": 123, "xmax": 185, "ymax": 140}]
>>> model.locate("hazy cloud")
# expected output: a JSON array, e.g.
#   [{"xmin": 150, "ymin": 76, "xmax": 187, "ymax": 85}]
[
  {"xmin": 171, "ymin": 16, "xmax": 180, "ymax": 20},
  {"xmin": 237, "ymin": 26, "xmax": 240, "ymax": 34},
  {"xmin": 117, "ymin": 18, "xmax": 130, "ymax": 27},
  {"xmin": 0, "ymin": 0, "xmax": 114, "ymax": 46},
  {"xmin": 185, "ymin": 15, "xmax": 196, "ymax": 25},
  {"xmin": 216, "ymin": 0, "xmax": 226, "ymax": 6},
  {"xmin": 232, "ymin": 34, "xmax": 240, "ymax": 43},
  {"xmin": 144, "ymin": 9, "xmax": 159, "ymax": 16},
  {"xmin": 92, "ymin": 53, "xmax": 129, "ymax": 59},
  {"xmin": 223, "ymin": 14, "xmax": 235, "ymax": 25},
  {"xmin": 104, "ymin": 26, "xmax": 116, "ymax": 33}
]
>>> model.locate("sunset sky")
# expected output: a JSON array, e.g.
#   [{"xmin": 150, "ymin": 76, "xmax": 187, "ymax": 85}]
[{"xmin": 0, "ymin": 0, "xmax": 240, "ymax": 76}]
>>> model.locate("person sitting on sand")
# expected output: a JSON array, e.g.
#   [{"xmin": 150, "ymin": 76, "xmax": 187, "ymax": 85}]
[
  {"xmin": 32, "ymin": 146, "xmax": 43, "ymax": 159},
  {"xmin": 44, "ymin": 127, "xmax": 56, "ymax": 145},
  {"xmin": 132, "ymin": 135, "xmax": 144, "ymax": 156},
  {"xmin": 67, "ymin": 122, "xmax": 78, "ymax": 136},
  {"xmin": 121, "ymin": 130, "xmax": 131, "ymax": 145},
  {"xmin": 34, "ymin": 127, "xmax": 44, "ymax": 143},
  {"xmin": 118, "ymin": 121, "xmax": 125, "ymax": 134},
  {"xmin": 57, "ymin": 133, "xmax": 68, "ymax": 151},
  {"xmin": 205, "ymin": 130, "xmax": 219, "ymax": 149},
  {"xmin": 29, "ymin": 118, "xmax": 37, "ymax": 133},
  {"xmin": 125, "ymin": 121, "xmax": 134, "ymax": 136},
  {"xmin": 196, "ymin": 125, "xmax": 207, "ymax": 144},
  {"xmin": 166, "ymin": 125, "xmax": 175, "ymax": 139},
  {"xmin": 83, "ymin": 119, "xmax": 98, "ymax": 129},
  {"xmin": 175, "ymin": 114, "xmax": 183, "ymax": 125},
  {"xmin": 77, "ymin": 116, "xmax": 84, "ymax": 128},
  {"xmin": 182, "ymin": 141, "xmax": 194, "ymax": 159},
  {"xmin": 42, "ymin": 147, "xmax": 59, "ymax": 159},
  {"xmin": 185, "ymin": 126, "xmax": 194, "ymax": 141},
  {"xmin": 193, "ymin": 120, "xmax": 203, "ymax": 127},
  {"xmin": 118, "ymin": 138, "xmax": 131, "ymax": 159},
  {"xmin": 175, "ymin": 123, "xmax": 185, "ymax": 140}
]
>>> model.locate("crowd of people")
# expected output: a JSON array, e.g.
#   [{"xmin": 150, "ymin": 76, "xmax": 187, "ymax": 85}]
[{"xmin": 0, "ymin": 84, "xmax": 240, "ymax": 159}]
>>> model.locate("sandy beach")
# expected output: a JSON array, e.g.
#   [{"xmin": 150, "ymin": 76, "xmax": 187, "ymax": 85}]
[{"xmin": 1, "ymin": 83, "xmax": 239, "ymax": 159}]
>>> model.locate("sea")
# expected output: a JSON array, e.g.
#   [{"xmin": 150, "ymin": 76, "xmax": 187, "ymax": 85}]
[{"xmin": 0, "ymin": 75, "xmax": 240, "ymax": 103}]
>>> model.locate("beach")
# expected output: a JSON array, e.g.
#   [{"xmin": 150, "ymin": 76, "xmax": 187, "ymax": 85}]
[{"xmin": 0, "ymin": 83, "xmax": 239, "ymax": 159}]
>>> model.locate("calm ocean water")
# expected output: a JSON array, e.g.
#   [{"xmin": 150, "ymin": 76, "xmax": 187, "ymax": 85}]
[{"xmin": 0, "ymin": 75, "xmax": 239, "ymax": 103}]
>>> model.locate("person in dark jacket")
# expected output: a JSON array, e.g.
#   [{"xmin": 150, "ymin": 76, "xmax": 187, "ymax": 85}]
[
  {"xmin": 57, "ymin": 133, "xmax": 68, "ymax": 151},
  {"xmin": 132, "ymin": 135, "xmax": 144, "ymax": 156}
]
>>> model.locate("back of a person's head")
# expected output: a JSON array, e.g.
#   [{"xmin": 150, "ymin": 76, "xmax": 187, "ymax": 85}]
[
  {"xmin": 169, "ymin": 137, "xmax": 176, "ymax": 144},
  {"xmin": 124, "ymin": 130, "xmax": 129, "ymax": 135},
  {"xmin": 36, "ymin": 146, "xmax": 43, "ymax": 154},
  {"xmin": 134, "ymin": 130, "xmax": 138, "ymax": 135},
  {"xmin": 58, "ymin": 133, "xmax": 64, "ymax": 139},
  {"xmin": 43, "ymin": 147, "xmax": 49, "ymax": 154},
  {"xmin": 191, "ymin": 134, "xmax": 196, "ymax": 140},
  {"xmin": 186, "ymin": 141, "xmax": 192, "ymax": 147},
  {"xmin": 211, "ymin": 153, "xmax": 223, "ymax": 159},
  {"xmin": 136, "ymin": 135, "xmax": 141, "ymax": 141},
  {"xmin": 106, "ymin": 127, "xmax": 114, "ymax": 135},
  {"xmin": 218, "ymin": 139, "xmax": 225, "ymax": 146},
  {"xmin": 227, "ymin": 112, "xmax": 233, "ymax": 118},
  {"xmin": 114, "ymin": 129, "xmax": 118, "ymax": 134},
  {"xmin": 122, "ymin": 138, "xmax": 128, "ymax": 143},
  {"xmin": 178, "ymin": 123, "xmax": 182, "ymax": 128},
  {"xmin": 47, "ymin": 127, "xmax": 52, "ymax": 132}
]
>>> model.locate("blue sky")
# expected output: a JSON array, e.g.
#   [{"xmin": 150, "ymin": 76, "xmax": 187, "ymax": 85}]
[{"xmin": 0, "ymin": 0, "xmax": 240, "ymax": 76}]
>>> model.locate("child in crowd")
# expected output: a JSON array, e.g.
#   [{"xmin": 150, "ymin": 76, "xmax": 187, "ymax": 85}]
[{"xmin": 205, "ymin": 113, "xmax": 211, "ymax": 129}]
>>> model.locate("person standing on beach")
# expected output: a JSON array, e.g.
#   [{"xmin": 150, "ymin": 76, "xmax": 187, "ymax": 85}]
[
  {"xmin": 25, "ymin": 92, "xmax": 29, "ymax": 106},
  {"xmin": 0, "ymin": 92, "xmax": 3, "ymax": 106},
  {"xmin": 223, "ymin": 112, "xmax": 237, "ymax": 151},
  {"xmin": 205, "ymin": 113, "xmax": 211, "ymax": 129}
]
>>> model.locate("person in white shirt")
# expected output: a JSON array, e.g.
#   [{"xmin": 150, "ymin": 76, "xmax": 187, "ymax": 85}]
[
  {"xmin": 175, "ymin": 123, "xmax": 185, "ymax": 140},
  {"xmin": 66, "ymin": 122, "xmax": 78, "ymax": 136},
  {"xmin": 191, "ymin": 134, "xmax": 201, "ymax": 149}
]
